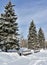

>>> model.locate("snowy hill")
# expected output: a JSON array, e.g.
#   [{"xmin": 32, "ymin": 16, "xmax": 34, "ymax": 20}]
[{"xmin": 0, "ymin": 49, "xmax": 47, "ymax": 65}]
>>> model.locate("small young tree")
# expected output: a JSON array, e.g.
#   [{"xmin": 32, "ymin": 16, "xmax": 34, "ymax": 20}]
[
  {"xmin": 0, "ymin": 1, "xmax": 19, "ymax": 51},
  {"xmin": 38, "ymin": 28, "xmax": 45, "ymax": 49},
  {"xmin": 28, "ymin": 20, "xmax": 37, "ymax": 49}
]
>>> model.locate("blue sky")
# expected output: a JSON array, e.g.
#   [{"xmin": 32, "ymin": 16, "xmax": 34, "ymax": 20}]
[{"xmin": 0, "ymin": 0, "xmax": 47, "ymax": 40}]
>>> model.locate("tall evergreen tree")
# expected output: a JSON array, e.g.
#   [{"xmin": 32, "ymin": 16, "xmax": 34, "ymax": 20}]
[
  {"xmin": 38, "ymin": 28, "xmax": 45, "ymax": 49},
  {"xmin": 0, "ymin": 1, "xmax": 19, "ymax": 51},
  {"xmin": 0, "ymin": 19, "xmax": 4, "ymax": 50},
  {"xmin": 28, "ymin": 20, "xmax": 37, "ymax": 49}
]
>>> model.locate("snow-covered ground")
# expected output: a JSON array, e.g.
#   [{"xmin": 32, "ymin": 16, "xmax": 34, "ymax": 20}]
[{"xmin": 0, "ymin": 49, "xmax": 47, "ymax": 65}]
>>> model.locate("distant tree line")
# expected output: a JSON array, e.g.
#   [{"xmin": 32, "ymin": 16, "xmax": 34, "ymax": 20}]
[{"xmin": 28, "ymin": 20, "xmax": 45, "ymax": 50}]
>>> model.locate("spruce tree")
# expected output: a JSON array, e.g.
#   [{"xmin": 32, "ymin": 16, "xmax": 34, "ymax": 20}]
[
  {"xmin": 0, "ymin": 1, "xmax": 19, "ymax": 51},
  {"xmin": 38, "ymin": 28, "xmax": 45, "ymax": 49},
  {"xmin": 0, "ymin": 18, "xmax": 4, "ymax": 50},
  {"xmin": 28, "ymin": 20, "xmax": 37, "ymax": 49}
]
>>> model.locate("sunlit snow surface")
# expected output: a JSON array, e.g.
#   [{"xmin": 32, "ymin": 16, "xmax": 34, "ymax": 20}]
[{"xmin": 0, "ymin": 49, "xmax": 47, "ymax": 65}]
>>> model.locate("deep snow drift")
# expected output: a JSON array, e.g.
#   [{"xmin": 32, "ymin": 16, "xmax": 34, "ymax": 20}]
[{"xmin": 0, "ymin": 49, "xmax": 47, "ymax": 65}]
